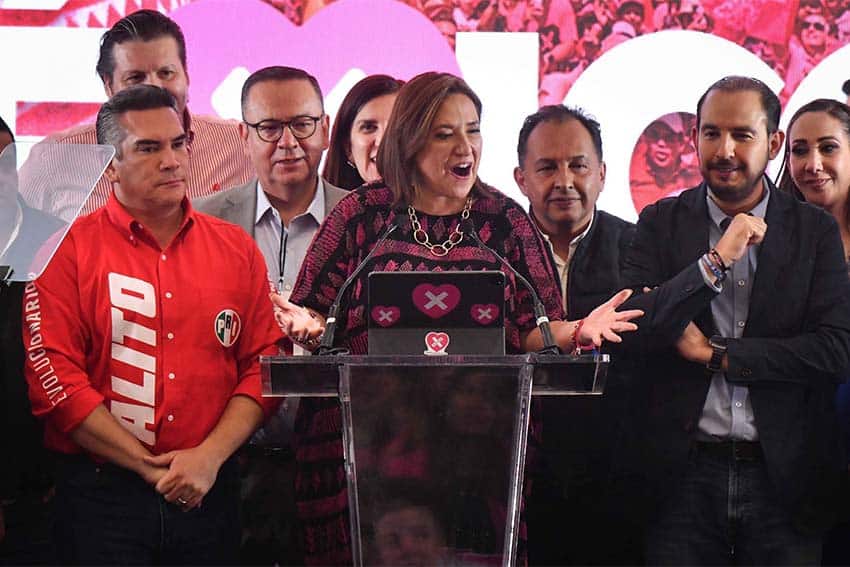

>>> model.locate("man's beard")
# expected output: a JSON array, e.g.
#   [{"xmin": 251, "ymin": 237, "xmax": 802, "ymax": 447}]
[
  {"xmin": 703, "ymin": 154, "xmax": 769, "ymax": 205},
  {"xmin": 707, "ymin": 177, "xmax": 761, "ymax": 203}
]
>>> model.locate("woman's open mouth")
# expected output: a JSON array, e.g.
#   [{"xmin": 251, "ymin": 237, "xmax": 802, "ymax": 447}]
[{"xmin": 450, "ymin": 163, "xmax": 473, "ymax": 178}]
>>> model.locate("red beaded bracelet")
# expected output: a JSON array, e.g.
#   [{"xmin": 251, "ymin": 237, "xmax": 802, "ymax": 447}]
[
  {"xmin": 709, "ymin": 248, "xmax": 730, "ymax": 272},
  {"xmin": 571, "ymin": 319, "xmax": 595, "ymax": 355}
]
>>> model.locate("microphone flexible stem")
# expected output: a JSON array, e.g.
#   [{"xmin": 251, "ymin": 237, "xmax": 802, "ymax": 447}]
[
  {"xmin": 314, "ymin": 222, "xmax": 400, "ymax": 355},
  {"xmin": 465, "ymin": 225, "xmax": 560, "ymax": 354}
]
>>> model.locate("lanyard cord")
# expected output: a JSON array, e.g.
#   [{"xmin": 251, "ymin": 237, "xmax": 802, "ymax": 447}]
[{"xmin": 277, "ymin": 221, "xmax": 288, "ymax": 293}]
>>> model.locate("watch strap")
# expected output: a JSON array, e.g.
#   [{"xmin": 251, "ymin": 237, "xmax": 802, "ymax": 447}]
[{"xmin": 707, "ymin": 335, "xmax": 727, "ymax": 372}]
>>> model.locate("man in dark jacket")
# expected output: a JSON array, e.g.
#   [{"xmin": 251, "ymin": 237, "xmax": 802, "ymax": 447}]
[
  {"xmin": 621, "ymin": 76, "xmax": 850, "ymax": 564},
  {"xmin": 514, "ymin": 104, "xmax": 638, "ymax": 564},
  {"xmin": 0, "ymin": 117, "xmax": 61, "ymax": 564}
]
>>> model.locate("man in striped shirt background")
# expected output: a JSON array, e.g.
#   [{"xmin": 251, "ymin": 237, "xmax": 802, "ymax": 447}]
[{"xmin": 36, "ymin": 9, "xmax": 252, "ymax": 217}]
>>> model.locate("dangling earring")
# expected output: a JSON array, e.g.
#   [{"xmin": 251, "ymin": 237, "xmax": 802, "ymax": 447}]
[{"xmin": 346, "ymin": 159, "xmax": 356, "ymax": 168}]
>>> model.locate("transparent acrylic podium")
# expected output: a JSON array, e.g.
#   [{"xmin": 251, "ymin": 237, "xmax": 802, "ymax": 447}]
[
  {"xmin": 262, "ymin": 352, "xmax": 608, "ymax": 566},
  {"xmin": 0, "ymin": 142, "xmax": 114, "ymax": 284}
]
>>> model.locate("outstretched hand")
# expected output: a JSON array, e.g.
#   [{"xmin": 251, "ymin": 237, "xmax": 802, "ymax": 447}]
[{"xmin": 578, "ymin": 288, "xmax": 644, "ymax": 347}]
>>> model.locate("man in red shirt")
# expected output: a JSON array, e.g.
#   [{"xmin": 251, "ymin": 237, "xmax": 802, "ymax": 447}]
[{"xmin": 23, "ymin": 84, "xmax": 280, "ymax": 564}]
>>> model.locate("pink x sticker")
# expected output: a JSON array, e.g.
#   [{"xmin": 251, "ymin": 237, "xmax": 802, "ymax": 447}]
[
  {"xmin": 371, "ymin": 305, "xmax": 401, "ymax": 327},
  {"xmin": 471, "ymin": 303, "xmax": 499, "ymax": 325},
  {"xmin": 412, "ymin": 284, "xmax": 461, "ymax": 318}
]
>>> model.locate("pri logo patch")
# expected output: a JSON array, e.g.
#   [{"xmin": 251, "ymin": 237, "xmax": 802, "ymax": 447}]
[{"xmin": 214, "ymin": 309, "xmax": 241, "ymax": 347}]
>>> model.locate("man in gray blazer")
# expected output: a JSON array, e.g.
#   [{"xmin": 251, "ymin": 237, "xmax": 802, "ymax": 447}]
[
  {"xmin": 193, "ymin": 65, "xmax": 346, "ymax": 565},
  {"xmin": 195, "ymin": 66, "xmax": 347, "ymax": 295}
]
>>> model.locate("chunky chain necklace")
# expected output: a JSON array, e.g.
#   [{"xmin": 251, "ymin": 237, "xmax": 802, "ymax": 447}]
[{"xmin": 407, "ymin": 196, "xmax": 472, "ymax": 257}]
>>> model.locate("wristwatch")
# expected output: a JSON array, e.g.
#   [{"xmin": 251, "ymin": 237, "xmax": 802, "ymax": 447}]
[{"xmin": 707, "ymin": 335, "xmax": 727, "ymax": 372}]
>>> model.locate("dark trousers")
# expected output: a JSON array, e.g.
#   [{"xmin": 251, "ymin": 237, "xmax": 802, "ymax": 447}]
[
  {"xmin": 527, "ymin": 476, "xmax": 644, "ymax": 566},
  {"xmin": 646, "ymin": 445, "xmax": 822, "ymax": 565},
  {"xmin": 53, "ymin": 455, "xmax": 240, "ymax": 565},
  {"xmin": 238, "ymin": 447, "xmax": 299, "ymax": 565},
  {"xmin": 823, "ymin": 470, "xmax": 850, "ymax": 566},
  {"xmin": 0, "ymin": 495, "xmax": 55, "ymax": 565}
]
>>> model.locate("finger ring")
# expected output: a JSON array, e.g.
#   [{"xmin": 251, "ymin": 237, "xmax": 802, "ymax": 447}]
[
  {"xmin": 301, "ymin": 334, "xmax": 322, "ymax": 347},
  {"xmin": 177, "ymin": 497, "xmax": 188, "ymax": 505}
]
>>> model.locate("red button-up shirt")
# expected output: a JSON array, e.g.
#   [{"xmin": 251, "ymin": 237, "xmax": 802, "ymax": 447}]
[{"xmin": 23, "ymin": 195, "xmax": 281, "ymax": 455}]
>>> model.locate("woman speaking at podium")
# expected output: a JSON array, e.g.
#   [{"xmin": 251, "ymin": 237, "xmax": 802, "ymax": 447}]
[{"xmin": 272, "ymin": 71, "xmax": 642, "ymax": 564}]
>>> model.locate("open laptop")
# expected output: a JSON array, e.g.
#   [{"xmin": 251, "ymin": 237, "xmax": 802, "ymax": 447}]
[{"xmin": 367, "ymin": 271, "xmax": 506, "ymax": 355}]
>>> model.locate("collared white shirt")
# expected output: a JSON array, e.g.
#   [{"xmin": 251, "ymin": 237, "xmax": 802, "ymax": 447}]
[
  {"xmin": 539, "ymin": 211, "xmax": 594, "ymax": 311},
  {"xmin": 253, "ymin": 178, "xmax": 325, "ymax": 295},
  {"xmin": 251, "ymin": 178, "xmax": 327, "ymax": 445}
]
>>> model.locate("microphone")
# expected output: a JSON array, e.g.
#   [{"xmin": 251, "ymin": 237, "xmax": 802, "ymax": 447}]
[
  {"xmin": 314, "ymin": 218, "xmax": 402, "ymax": 356},
  {"xmin": 462, "ymin": 220, "xmax": 561, "ymax": 355}
]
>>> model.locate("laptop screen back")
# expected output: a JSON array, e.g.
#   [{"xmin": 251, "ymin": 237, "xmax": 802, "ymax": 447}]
[{"xmin": 367, "ymin": 271, "xmax": 506, "ymax": 356}]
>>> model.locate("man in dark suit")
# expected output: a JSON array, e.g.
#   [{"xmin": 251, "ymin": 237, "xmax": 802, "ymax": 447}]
[
  {"xmin": 193, "ymin": 66, "xmax": 346, "ymax": 565},
  {"xmin": 513, "ymin": 105, "xmax": 638, "ymax": 565},
  {"xmin": 621, "ymin": 76, "xmax": 850, "ymax": 564}
]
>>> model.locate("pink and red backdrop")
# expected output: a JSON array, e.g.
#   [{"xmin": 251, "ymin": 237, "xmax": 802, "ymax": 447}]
[{"xmin": 2, "ymin": 0, "xmax": 849, "ymax": 220}]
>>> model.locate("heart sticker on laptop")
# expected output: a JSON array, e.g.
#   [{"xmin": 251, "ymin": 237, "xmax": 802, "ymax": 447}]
[
  {"xmin": 424, "ymin": 331, "xmax": 450, "ymax": 355},
  {"xmin": 412, "ymin": 284, "xmax": 461, "ymax": 318},
  {"xmin": 371, "ymin": 305, "xmax": 401, "ymax": 327},
  {"xmin": 471, "ymin": 304, "xmax": 499, "ymax": 325}
]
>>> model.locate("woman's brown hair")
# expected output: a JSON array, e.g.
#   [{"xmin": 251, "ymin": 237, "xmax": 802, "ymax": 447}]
[
  {"xmin": 776, "ymin": 98, "xmax": 850, "ymax": 233},
  {"xmin": 322, "ymin": 74, "xmax": 403, "ymax": 190},
  {"xmin": 377, "ymin": 72, "xmax": 486, "ymax": 206}
]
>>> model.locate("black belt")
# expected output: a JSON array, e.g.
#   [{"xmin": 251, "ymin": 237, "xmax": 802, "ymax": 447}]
[{"xmin": 695, "ymin": 440, "xmax": 763, "ymax": 462}]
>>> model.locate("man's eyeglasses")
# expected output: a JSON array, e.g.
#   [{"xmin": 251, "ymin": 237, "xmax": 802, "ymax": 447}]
[
  {"xmin": 801, "ymin": 19, "xmax": 827, "ymax": 32},
  {"xmin": 244, "ymin": 115, "xmax": 323, "ymax": 142}
]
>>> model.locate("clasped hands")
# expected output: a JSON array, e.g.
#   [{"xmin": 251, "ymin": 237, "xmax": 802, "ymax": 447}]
[{"xmin": 139, "ymin": 446, "xmax": 221, "ymax": 512}]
